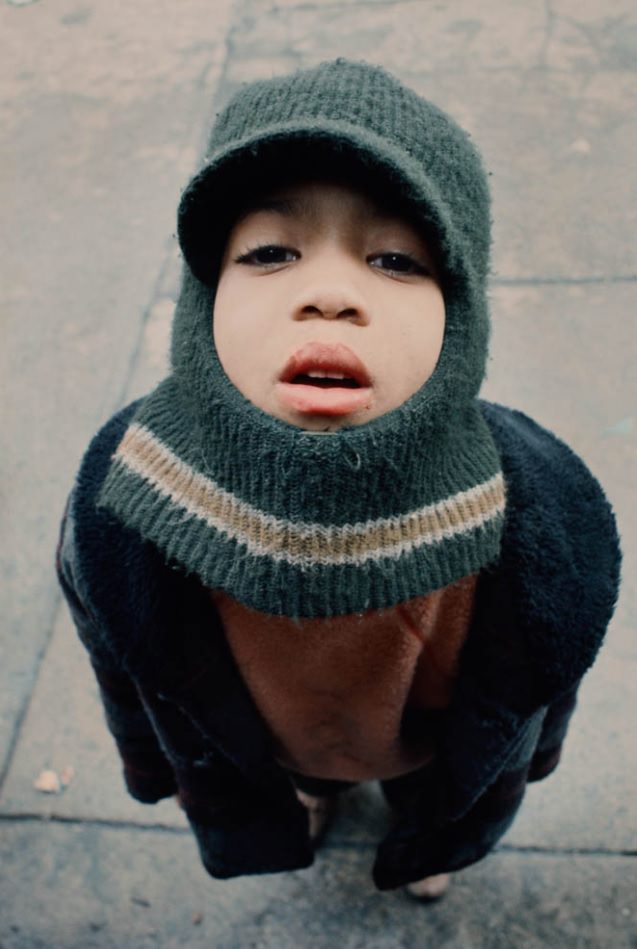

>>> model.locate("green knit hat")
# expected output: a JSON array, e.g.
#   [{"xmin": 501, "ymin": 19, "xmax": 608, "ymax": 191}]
[{"xmin": 99, "ymin": 58, "xmax": 506, "ymax": 618}]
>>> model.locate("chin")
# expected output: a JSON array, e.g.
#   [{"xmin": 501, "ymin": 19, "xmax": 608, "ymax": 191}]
[
  {"xmin": 293, "ymin": 411, "xmax": 372, "ymax": 432},
  {"xmin": 262, "ymin": 393, "xmax": 378, "ymax": 431}
]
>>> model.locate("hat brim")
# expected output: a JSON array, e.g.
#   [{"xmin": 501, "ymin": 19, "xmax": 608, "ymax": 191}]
[{"xmin": 177, "ymin": 123, "xmax": 460, "ymax": 289}]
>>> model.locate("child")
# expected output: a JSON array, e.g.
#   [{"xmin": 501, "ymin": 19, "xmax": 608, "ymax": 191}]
[{"xmin": 56, "ymin": 58, "xmax": 621, "ymax": 900}]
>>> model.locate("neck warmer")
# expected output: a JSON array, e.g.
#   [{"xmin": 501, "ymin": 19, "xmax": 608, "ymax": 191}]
[{"xmin": 98, "ymin": 58, "xmax": 506, "ymax": 619}]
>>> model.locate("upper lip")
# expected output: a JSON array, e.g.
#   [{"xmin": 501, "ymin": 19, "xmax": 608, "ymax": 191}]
[{"xmin": 279, "ymin": 342, "xmax": 372, "ymax": 387}]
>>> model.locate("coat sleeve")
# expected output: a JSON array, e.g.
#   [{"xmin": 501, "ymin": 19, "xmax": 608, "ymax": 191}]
[
  {"xmin": 56, "ymin": 494, "xmax": 177, "ymax": 804},
  {"xmin": 528, "ymin": 683, "xmax": 578, "ymax": 782},
  {"xmin": 374, "ymin": 755, "xmax": 533, "ymax": 889},
  {"xmin": 373, "ymin": 692, "xmax": 578, "ymax": 891}
]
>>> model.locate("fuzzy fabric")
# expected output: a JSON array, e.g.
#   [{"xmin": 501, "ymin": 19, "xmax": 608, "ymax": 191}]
[{"xmin": 57, "ymin": 398, "xmax": 621, "ymax": 889}]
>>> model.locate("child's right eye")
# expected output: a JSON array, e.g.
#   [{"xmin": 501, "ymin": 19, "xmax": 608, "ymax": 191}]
[{"xmin": 235, "ymin": 245, "xmax": 298, "ymax": 266}]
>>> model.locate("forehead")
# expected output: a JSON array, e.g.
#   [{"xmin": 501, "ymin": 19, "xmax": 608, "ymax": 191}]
[{"xmin": 233, "ymin": 178, "xmax": 420, "ymax": 231}]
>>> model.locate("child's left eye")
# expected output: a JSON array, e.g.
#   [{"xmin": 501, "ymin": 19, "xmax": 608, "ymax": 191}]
[{"xmin": 369, "ymin": 253, "xmax": 427, "ymax": 276}]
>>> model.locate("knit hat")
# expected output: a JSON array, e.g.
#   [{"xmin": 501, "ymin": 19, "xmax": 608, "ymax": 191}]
[{"xmin": 98, "ymin": 58, "xmax": 506, "ymax": 618}]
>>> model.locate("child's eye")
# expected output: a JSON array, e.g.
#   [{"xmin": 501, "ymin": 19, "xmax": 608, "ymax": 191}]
[
  {"xmin": 369, "ymin": 252, "xmax": 428, "ymax": 276},
  {"xmin": 235, "ymin": 244, "xmax": 298, "ymax": 266}
]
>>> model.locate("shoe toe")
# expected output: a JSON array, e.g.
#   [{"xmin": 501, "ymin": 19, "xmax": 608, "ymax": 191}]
[{"xmin": 405, "ymin": 873, "xmax": 451, "ymax": 902}]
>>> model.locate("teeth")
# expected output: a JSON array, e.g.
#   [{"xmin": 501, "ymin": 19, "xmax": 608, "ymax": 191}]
[{"xmin": 307, "ymin": 371, "xmax": 347, "ymax": 379}]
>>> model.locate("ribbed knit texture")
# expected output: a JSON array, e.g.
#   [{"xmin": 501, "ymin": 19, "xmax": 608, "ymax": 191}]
[{"xmin": 99, "ymin": 58, "xmax": 506, "ymax": 618}]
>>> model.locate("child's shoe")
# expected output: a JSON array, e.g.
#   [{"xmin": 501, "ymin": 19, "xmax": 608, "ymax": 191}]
[{"xmin": 405, "ymin": 873, "xmax": 451, "ymax": 901}]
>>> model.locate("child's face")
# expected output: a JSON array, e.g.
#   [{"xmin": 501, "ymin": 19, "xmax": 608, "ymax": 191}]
[{"xmin": 212, "ymin": 179, "xmax": 445, "ymax": 432}]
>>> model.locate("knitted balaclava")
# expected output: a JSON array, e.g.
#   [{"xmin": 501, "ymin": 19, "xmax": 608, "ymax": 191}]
[{"xmin": 99, "ymin": 58, "xmax": 506, "ymax": 618}]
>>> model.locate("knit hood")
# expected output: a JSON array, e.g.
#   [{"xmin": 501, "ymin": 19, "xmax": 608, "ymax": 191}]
[{"xmin": 98, "ymin": 58, "xmax": 506, "ymax": 618}]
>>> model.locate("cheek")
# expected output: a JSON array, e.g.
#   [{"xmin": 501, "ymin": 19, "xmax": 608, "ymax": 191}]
[
  {"xmin": 398, "ymin": 289, "xmax": 446, "ymax": 391},
  {"xmin": 211, "ymin": 278, "xmax": 233, "ymax": 368},
  {"xmin": 427, "ymin": 296, "xmax": 446, "ymax": 365},
  {"xmin": 212, "ymin": 273, "xmax": 280, "ymax": 403},
  {"xmin": 211, "ymin": 274, "xmax": 253, "ymax": 387}
]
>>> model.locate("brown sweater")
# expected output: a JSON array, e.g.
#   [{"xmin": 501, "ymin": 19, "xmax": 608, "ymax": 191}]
[{"xmin": 211, "ymin": 573, "xmax": 478, "ymax": 782}]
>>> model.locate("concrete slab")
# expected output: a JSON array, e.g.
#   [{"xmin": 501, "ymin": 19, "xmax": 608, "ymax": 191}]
[
  {"xmin": 0, "ymin": 822, "xmax": 635, "ymax": 948},
  {"xmin": 0, "ymin": 0, "xmax": 234, "ymax": 777},
  {"xmin": 0, "ymin": 605, "xmax": 186, "ymax": 828},
  {"xmin": 483, "ymin": 284, "xmax": 637, "ymax": 465}
]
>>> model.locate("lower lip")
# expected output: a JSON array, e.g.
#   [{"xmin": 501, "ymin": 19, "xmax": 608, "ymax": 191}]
[{"xmin": 276, "ymin": 382, "xmax": 373, "ymax": 417}]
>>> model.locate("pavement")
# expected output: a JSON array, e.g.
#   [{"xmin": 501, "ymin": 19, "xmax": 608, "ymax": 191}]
[{"xmin": 1, "ymin": 0, "xmax": 635, "ymax": 946}]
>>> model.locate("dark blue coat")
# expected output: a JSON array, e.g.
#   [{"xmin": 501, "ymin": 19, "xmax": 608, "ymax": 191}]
[{"xmin": 56, "ymin": 399, "xmax": 621, "ymax": 889}]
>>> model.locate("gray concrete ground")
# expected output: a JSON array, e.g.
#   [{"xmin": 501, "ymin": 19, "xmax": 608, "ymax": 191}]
[{"xmin": 1, "ymin": 0, "xmax": 636, "ymax": 946}]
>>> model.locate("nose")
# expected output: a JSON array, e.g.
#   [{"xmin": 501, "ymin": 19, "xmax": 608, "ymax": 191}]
[{"xmin": 291, "ymin": 266, "xmax": 370, "ymax": 326}]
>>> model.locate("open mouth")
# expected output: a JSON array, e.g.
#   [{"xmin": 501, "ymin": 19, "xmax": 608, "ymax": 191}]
[
  {"xmin": 290, "ymin": 372, "xmax": 362, "ymax": 389},
  {"xmin": 277, "ymin": 343, "xmax": 373, "ymax": 417}
]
